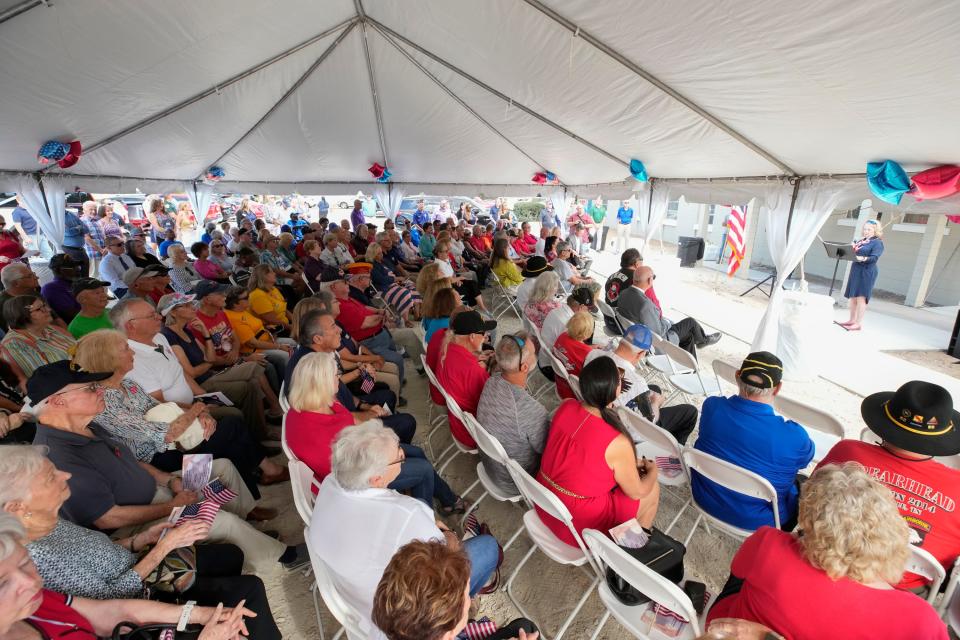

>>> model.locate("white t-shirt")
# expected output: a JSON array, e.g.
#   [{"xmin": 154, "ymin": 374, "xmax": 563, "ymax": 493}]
[
  {"xmin": 436, "ymin": 258, "xmax": 455, "ymax": 278},
  {"xmin": 584, "ymin": 344, "xmax": 650, "ymax": 406},
  {"xmin": 539, "ymin": 305, "xmax": 573, "ymax": 367},
  {"xmin": 534, "ymin": 238, "xmax": 546, "ymax": 257},
  {"xmin": 126, "ymin": 334, "xmax": 195, "ymax": 405},
  {"xmin": 310, "ymin": 476, "xmax": 443, "ymax": 639}
]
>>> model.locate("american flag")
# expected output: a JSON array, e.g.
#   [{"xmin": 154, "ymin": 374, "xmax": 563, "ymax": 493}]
[
  {"xmin": 359, "ymin": 369, "xmax": 376, "ymax": 394},
  {"xmin": 174, "ymin": 478, "xmax": 237, "ymax": 526},
  {"xmin": 655, "ymin": 456, "xmax": 683, "ymax": 477},
  {"xmin": 726, "ymin": 205, "xmax": 747, "ymax": 277},
  {"xmin": 461, "ymin": 618, "xmax": 498, "ymax": 640}
]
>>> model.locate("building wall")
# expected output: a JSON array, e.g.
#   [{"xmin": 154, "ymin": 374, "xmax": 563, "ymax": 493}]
[{"xmin": 661, "ymin": 199, "xmax": 960, "ymax": 306}]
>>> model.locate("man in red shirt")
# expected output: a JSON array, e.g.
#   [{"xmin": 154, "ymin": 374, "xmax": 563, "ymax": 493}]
[
  {"xmin": 818, "ymin": 380, "xmax": 960, "ymax": 592},
  {"xmin": 434, "ymin": 310, "xmax": 497, "ymax": 448},
  {"xmin": 325, "ymin": 273, "xmax": 423, "ymax": 383}
]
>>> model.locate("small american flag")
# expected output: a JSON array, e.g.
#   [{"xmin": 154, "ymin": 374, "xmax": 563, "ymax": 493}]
[
  {"xmin": 655, "ymin": 456, "xmax": 683, "ymax": 477},
  {"xmin": 460, "ymin": 618, "xmax": 498, "ymax": 640},
  {"xmin": 359, "ymin": 369, "xmax": 376, "ymax": 394},
  {"xmin": 201, "ymin": 478, "xmax": 237, "ymax": 506},
  {"xmin": 176, "ymin": 500, "xmax": 222, "ymax": 526}
]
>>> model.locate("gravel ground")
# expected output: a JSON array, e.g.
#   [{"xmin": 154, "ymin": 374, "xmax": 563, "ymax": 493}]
[{"xmin": 254, "ymin": 244, "xmax": 890, "ymax": 640}]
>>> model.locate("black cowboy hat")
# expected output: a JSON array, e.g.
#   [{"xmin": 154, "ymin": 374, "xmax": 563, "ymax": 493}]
[
  {"xmin": 861, "ymin": 380, "xmax": 960, "ymax": 456},
  {"xmin": 521, "ymin": 256, "xmax": 554, "ymax": 278}
]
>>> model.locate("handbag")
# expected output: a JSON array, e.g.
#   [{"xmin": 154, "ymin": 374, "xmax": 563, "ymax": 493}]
[
  {"xmin": 145, "ymin": 402, "xmax": 205, "ymax": 451},
  {"xmin": 111, "ymin": 622, "xmax": 202, "ymax": 640},
  {"xmin": 605, "ymin": 527, "xmax": 686, "ymax": 606},
  {"xmin": 143, "ymin": 545, "xmax": 197, "ymax": 595}
]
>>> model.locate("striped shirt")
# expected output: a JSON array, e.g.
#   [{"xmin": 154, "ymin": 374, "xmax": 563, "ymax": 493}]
[{"xmin": 1, "ymin": 326, "xmax": 76, "ymax": 378}]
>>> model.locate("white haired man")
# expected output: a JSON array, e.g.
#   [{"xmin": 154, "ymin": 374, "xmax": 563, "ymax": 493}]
[{"xmin": 310, "ymin": 421, "xmax": 500, "ymax": 640}]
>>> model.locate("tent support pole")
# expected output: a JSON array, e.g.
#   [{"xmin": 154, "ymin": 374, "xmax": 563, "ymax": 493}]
[
  {"xmin": 62, "ymin": 18, "xmax": 357, "ymax": 162},
  {"xmin": 520, "ymin": 0, "xmax": 796, "ymax": 176},
  {"xmin": 367, "ymin": 17, "xmax": 628, "ymax": 170},
  {"xmin": 0, "ymin": 0, "xmax": 44, "ymax": 26},
  {"xmin": 354, "ymin": 1, "xmax": 390, "ymax": 167},
  {"xmin": 370, "ymin": 22, "xmax": 560, "ymax": 182},
  {"xmin": 201, "ymin": 21, "xmax": 358, "ymax": 178}
]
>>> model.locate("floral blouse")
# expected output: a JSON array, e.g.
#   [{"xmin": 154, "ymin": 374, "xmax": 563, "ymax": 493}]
[
  {"xmin": 95, "ymin": 378, "xmax": 170, "ymax": 461},
  {"xmin": 524, "ymin": 300, "xmax": 563, "ymax": 329},
  {"xmin": 28, "ymin": 518, "xmax": 143, "ymax": 600}
]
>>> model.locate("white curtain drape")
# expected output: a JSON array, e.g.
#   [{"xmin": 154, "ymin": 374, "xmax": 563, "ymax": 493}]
[
  {"xmin": 12, "ymin": 174, "xmax": 66, "ymax": 251},
  {"xmin": 751, "ymin": 179, "xmax": 846, "ymax": 352},
  {"xmin": 186, "ymin": 181, "xmax": 215, "ymax": 229},
  {"xmin": 374, "ymin": 184, "xmax": 405, "ymax": 221},
  {"xmin": 634, "ymin": 182, "xmax": 670, "ymax": 254},
  {"xmin": 550, "ymin": 188, "xmax": 572, "ymax": 232}
]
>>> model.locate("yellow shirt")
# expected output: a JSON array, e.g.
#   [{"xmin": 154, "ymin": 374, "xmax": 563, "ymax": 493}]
[
  {"xmin": 248, "ymin": 287, "xmax": 287, "ymax": 326},
  {"xmin": 224, "ymin": 308, "xmax": 268, "ymax": 354},
  {"xmin": 492, "ymin": 259, "xmax": 524, "ymax": 287}
]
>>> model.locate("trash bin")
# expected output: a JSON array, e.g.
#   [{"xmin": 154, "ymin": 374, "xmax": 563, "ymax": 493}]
[{"xmin": 677, "ymin": 236, "xmax": 705, "ymax": 267}]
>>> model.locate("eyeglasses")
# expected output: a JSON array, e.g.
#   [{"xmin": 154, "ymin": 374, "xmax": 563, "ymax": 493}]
[
  {"xmin": 53, "ymin": 382, "xmax": 102, "ymax": 398},
  {"xmin": 386, "ymin": 446, "xmax": 406, "ymax": 466},
  {"xmin": 129, "ymin": 312, "xmax": 161, "ymax": 322},
  {"xmin": 28, "ymin": 301, "xmax": 49, "ymax": 313},
  {"xmin": 109, "ymin": 243, "xmax": 124, "ymax": 248}
]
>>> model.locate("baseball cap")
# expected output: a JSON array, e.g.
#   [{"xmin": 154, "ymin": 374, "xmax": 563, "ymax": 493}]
[
  {"xmin": 157, "ymin": 292, "xmax": 197, "ymax": 317},
  {"xmin": 451, "ymin": 310, "xmax": 498, "ymax": 336},
  {"xmin": 27, "ymin": 360, "xmax": 111, "ymax": 406},
  {"xmin": 738, "ymin": 351, "xmax": 783, "ymax": 389},
  {"xmin": 49, "ymin": 254, "xmax": 79, "ymax": 271},
  {"xmin": 622, "ymin": 324, "xmax": 653, "ymax": 352},
  {"xmin": 71, "ymin": 277, "xmax": 110, "ymax": 296},
  {"xmin": 193, "ymin": 280, "xmax": 230, "ymax": 299}
]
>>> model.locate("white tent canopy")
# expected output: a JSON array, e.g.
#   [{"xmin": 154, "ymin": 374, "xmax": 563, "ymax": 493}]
[{"xmin": 0, "ymin": 0, "xmax": 958, "ymax": 208}]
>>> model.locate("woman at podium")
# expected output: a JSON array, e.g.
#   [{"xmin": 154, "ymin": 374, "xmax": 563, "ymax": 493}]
[{"xmin": 840, "ymin": 220, "xmax": 884, "ymax": 331}]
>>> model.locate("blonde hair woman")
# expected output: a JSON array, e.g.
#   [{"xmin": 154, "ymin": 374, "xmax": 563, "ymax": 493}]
[
  {"xmin": 706, "ymin": 463, "xmax": 945, "ymax": 638},
  {"xmin": 247, "ymin": 263, "xmax": 292, "ymax": 333},
  {"xmin": 841, "ymin": 219, "xmax": 885, "ymax": 331},
  {"xmin": 284, "ymin": 351, "xmax": 349, "ymax": 479},
  {"xmin": 416, "ymin": 262, "xmax": 452, "ymax": 299},
  {"xmin": 552, "ymin": 310, "xmax": 595, "ymax": 399}
]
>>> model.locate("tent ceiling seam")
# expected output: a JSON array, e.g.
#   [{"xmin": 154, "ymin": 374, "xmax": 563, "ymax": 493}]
[
  {"xmin": 0, "ymin": 0, "xmax": 43, "ymax": 26},
  {"xmin": 354, "ymin": 0, "xmax": 390, "ymax": 166},
  {"xmin": 39, "ymin": 16, "xmax": 357, "ymax": 169},
  {"xmin": 370, "ymin": 23, "xmax": 561, "ymax": 184},
  {"xmin": 520, "ymin": 0, "xmax": 797, "ymax": 177},
  {"xmin": 366, "ymin": 16, "xmax": 629, "ymax": 172},
  {"xmin": 199, "ymin": 20, "xmax": 359, "ymax": 180}
]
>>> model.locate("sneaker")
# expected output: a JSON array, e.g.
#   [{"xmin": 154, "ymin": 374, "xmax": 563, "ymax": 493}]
[
  {"xmin": 281, "ymin": 543, "xmax": 310, "ymax": 571},
  {"xmin": 397, "ymin": 396, "xmax": 408, "ymax": 407}
]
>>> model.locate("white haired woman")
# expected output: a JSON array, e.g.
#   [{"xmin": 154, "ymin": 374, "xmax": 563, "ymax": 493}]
[
  {"xmin": 0, "ymin": 445, "xmax": 281, "ymax": 638},
  {"xmin": 287, "ymin": 352, "xmax": 464, "ymax": 513},
  {"xmin": 523, "ymin": 270, "xmax": 563, "ymax": 329},
  {"xmin": 166, "ymin": 244, "xmax": 199, "ymax": 294},
  {"xmin": 0, "ymin": 511, "xmax": 256, "ymax": 639},
  {"xmin": 707, "ymin": 463, "xmax": 947, "ymax": 639}
]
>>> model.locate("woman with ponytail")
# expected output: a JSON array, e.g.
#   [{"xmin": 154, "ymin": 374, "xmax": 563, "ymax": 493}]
[{"xmin": 534, "ymin": 355, "xmax": 660, "ymax": 547}]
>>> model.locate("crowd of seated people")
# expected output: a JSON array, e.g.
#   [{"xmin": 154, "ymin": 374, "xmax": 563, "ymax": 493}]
[{"xmin": 0, "ymin": 200, "xmax": 953, "ymax": 640}]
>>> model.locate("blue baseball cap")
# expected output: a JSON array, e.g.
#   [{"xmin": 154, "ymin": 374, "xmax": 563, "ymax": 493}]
[{"xmin": 622, "ymin": 324, "xmax": 653, "ymax": 352}]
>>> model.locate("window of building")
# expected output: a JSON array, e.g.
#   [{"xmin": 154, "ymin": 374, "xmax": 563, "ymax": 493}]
[
  {"xmin": 902, "ymin": 213, "xmax": 929, "ymax": 225},
  {"xmin": 665, "ymin": 200, "xmax": 679, "ymax": 220},
  {"xmin": 707, "ymin": 204, "xmax": 716, "ymax": 226}
]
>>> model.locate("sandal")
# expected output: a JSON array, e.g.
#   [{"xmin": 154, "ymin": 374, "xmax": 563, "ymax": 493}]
[{"xmin": 439, "ymin": 497, "xmax": 468, "ymax": 516}]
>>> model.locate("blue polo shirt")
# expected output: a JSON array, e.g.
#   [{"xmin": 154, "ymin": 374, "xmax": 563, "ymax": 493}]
[
  {"xmin": 617, "ymin": 206, "xmax": 634, "ymax": 224},
  {"xmin": 691, "ymin": 395, "xmax": 815, "ymax": 530}
]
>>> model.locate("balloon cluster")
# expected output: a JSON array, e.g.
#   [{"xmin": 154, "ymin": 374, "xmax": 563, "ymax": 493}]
[
  {"xmin": 368, "ymin": 162, "xmax": 392, "ymax": 183},
  {"xmin": 867, "ymin": 160, "xmax": 960, "ymax": 204},
  {"xmin": 629, "ymin": 159, "xmax": 648, "ymax": 182},
  {"xmin": 37, "ymin": 140, "xmax": 82, "ymax": 168},
  {"xmin": 532, "ymin": 171, "xmax": 558, "ymax": 185}
]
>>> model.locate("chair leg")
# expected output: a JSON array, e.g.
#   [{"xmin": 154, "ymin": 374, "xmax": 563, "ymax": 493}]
[
  {"xmin": 312, "ymin": 583, "xmax": 326, "ymax": 640},
  {"xmin": 506, "ymin": 545, "xmax": 541, "ymax": 627},
  {"xmin": 664, "ymin": 498, "xmax": 692, "ymax": 536},
  {"xmin": 459, "ymin": 487, "xmax": 488, "ymax": 528},
  {"xmin": 683, "ymin": 513, "xmax": 703, "ymax": 547},
  {"xmin": 503, "ymin": 521, "xmax": 525, "ymax": 551},
  {"xmin": 588, "ymin": 610, "xmax": 610, "ymax": 640}
]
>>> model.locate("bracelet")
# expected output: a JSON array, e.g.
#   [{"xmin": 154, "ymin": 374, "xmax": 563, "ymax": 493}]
[
  {"xmin": 177, "ymin": 600, "xmax": 196, "ymax": 631},
  {"xmin": 128, "ymin": 533, "xmax": 137, "ymax": 552}
]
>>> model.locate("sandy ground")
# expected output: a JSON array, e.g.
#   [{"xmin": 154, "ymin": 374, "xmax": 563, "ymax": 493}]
[
  {"xmin": 249, "ymin": 239, "xmax": 942, "ymax": 639},
  {"xmin": 887, "ymin": 350, "xmax": 960, "ymax": 380}
]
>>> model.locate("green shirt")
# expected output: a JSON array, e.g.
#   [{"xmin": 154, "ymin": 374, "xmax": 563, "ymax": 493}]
[
  {"xmin": 67, "ymin": 311, "xmax": 112, "ymax": 339},
  {"xmin": 588, "ymin": 203, "xmax": 607, "ymax": 224}
]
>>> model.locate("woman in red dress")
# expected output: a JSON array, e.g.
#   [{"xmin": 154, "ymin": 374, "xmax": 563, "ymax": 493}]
[
  {"xmin": 536, "ymin": 356, "xmax": 660, "ymax": 547},
  {"xmin": 0, "ymin": 216, "xmax": 26, "ymax": 266}
]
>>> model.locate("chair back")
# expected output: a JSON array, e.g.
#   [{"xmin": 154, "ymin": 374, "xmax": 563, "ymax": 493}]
[
  {"xmin": 279, "ymin": 382, "xmax": 290, "ymax": 413},
  {"xmin": 567, "ymin": 374, "xmax": 584, "ymax": 402},
  {"xmin": 289, "ymin": 459, "xmax": 318, "ymax": 525},
  {"xmin": 615, "ymin": 311, "xmax": 634, "ymax": 337},
  {"xmin": 905, "ymin": 545, "xmax": 946, "ymax": 604},
  {"xmin": 304, "ymin": 525, "xmax": 368, "ymax": 639},
  {"xmin": 681, "ymin": 446, "xmax": 781, "ymax": 530},
  {"xmin": 280, "ymin": 411, "xmax": 295, "ymax": 461},
  {"xmin": 711, "ymin": 359, "xmax": 738, "ymax": 389},
  {"xmin": 420, "ymin": 354, "xmax": 446, "ymax": 409},
  {"xmin": 582, "ymin": 529, "xmax": 702, "ymax": 636},
  {"xmin": 596, "ymin": 298, "xmax": 621, "ymax": 329},
  {"xmin": 654, "ymin": 335, "xmax": 699, "ymax": 374},
  {"xmin": 505, "ymin": 459, "xmax": 599, "ymax": 573},
  {"xmin": 301, "ymin": 271, "xmax": 317, "ymax": 294},
  {"xmin": 546, "ymin": 347, "xmax": 572, "ymax": 383},
  {"xmin": 616, "ymin": 407, "xmax": 687, "ymax": 484},
  {"xmin": 466, "ymin": 413, "xmax": 510, "ymax": 465},
  {"xmin": 773, "ymin": 394, "xmax": 845, "ymax": 439},
  {"xmin": 859, "ymin": 426, "xmax": 882, "ymax": 445}
]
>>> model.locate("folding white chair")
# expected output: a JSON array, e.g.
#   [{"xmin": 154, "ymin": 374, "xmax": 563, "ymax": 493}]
[
  {"xmin": 302, "ymin": 271, "xmax": 318, "ymax": 294},
  {"xmin": 651, "ymin": 335, "xmax": 719, "ymax": 402},
  {"xmin": 596, "ymin": 298, "xmax": 623, "ymax": 336},
  {"xmin": 505, "ymin": 459, "xmax": 603, "ymax": 640},
  {"xmin": 420, "ymin": 355, "xmax": 481, "ymax": 477},
  {"xmin": 522, "ymin": 319, "xmax": 554, "ymax": 401},
  {"xmin": 617, "ymin": 408, "xmax": 700, "ymax": 539},
  {"xmin": 904, "ymin": 544, "xmax": 946, "ymax": 606},
  {"xmin": 641, "ymin": 329, "xmax": 687, "ymax": 388},
  {"xmin": 304, "ymin": 525, "xmax": 368, "ymax": 640},
  {"xmin": 937, "ymin": 556, "xmax": 960, "ymax": 619},
  {"xmin": 582, "ymin": 529, "xmax": 707, "ymax": 640},
  {"xmin": 545, "ymin": 346, "xmax": 573, "ymax": 401},
  {"xmin": 567, "ymin": 374, "xmax": 584, "ymax": 402},
  {"xmin": 279, "ymin": 382, "xmax": 290, "ymax": 413},
  {"xmin": 681, "ymin": 446, "xmax": 780, "ymax": 543},
  {"xmin": 490, "ymin": 271, "xmax": 522, "ymax": 321},
  {"xmin": 773, "ymin": 394, "xmax": 844, "ymax": 463},
  {"xmin": 419, "ymin": 353, "xmax": 448, "ymax": 459},
  {"xmin": 710, "ymin": 359, "xmax": 738, "ymax": 393},
  {"xmin": 289, "ymin": 459, "xmax": 319, "ymax": 526},
  {"xmin": 228, "ymin": 275, "xmax": 239, "ymax": 286},
  {"xmin": 280, "ymin": 411, "xmax": 296, "ymax": 461},
  {"xmin": 462, "ymin": 413, "xmax": 525, "ymax": 549}
]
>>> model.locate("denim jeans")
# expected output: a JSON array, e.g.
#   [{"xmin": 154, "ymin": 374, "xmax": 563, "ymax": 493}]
[
  {"xmin": 361, "ymin": 329, "xmax": 405, "ymax": 381},
  {"xmin": 388, "ymin": 444, "xmax": 457, "ymax": 508},
  {"xmin": 262, "ymin": 349, "xmax": 289, "ymax": 393},
  {"xmin": 463, "ymin": 534, "xmax": 499, "ymax": 596}
]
